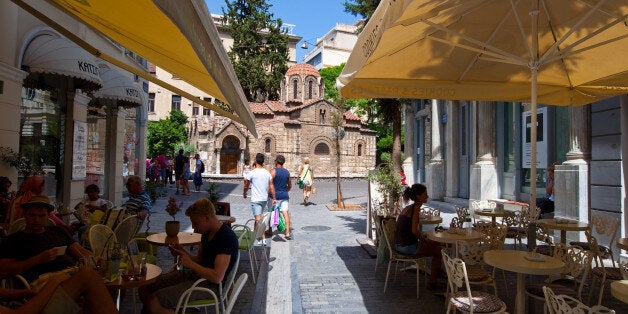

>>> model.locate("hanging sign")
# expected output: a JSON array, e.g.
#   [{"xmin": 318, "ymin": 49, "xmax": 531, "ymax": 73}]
[{"xmin": 72, "ymin": 121, "xmax": 87, "ymax": 179}]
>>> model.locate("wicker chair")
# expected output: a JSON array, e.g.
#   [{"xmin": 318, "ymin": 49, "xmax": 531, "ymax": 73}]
[
  {"xmin": 442, "ymin": 250, "xmax": 507, "ymax": 314},
  {"xmin": 380, "ymin": 218, "xmax": 428, "ymax": 299}
]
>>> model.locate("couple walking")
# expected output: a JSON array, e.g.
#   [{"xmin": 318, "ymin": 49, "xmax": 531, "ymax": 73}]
[{"xmin": 245, "ymin": 153, "xmax": 292, "ymax": 240}]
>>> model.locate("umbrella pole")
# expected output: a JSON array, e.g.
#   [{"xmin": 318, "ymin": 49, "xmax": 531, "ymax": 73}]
[{"xmin": 528, "ymin": 0, "xmax": 539, "ymax": 252}]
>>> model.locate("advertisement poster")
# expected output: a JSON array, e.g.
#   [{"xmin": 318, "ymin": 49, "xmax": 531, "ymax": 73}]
[
  {"xmin": 72, "ymin": 121, "xmax": 87, "ymax": 179},
  {"xmin": 521, "ymin": 107, "xmax": 548, "ymax": 169}
]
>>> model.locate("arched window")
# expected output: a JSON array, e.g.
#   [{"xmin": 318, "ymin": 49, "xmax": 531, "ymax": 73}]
[
  {"xmin": 308, "ymin": 81, "xmax": 313, "ymax": 99},
  {"xmin": 357, "ymin": 144, "xmax": 362, "ymax": 156},
  {"xmin": 319, "ymin": 109, "xmax": 326, "ymax": 125},
  {"xmin": 292, "ymin": 80, "xmax": 298, "ymax": 99},
  {"xmin": 314, "ymin": 143, "xmax": 330, "ymax": 155},
  {"xmin": 265, "ymin": 138, "xmax": 271, "ymax": 153}
]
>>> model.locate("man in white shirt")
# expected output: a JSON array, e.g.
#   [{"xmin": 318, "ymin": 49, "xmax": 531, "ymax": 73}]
[{"xmin": 245, "ymin": 153, "xmax": 276, "ymax": 240}]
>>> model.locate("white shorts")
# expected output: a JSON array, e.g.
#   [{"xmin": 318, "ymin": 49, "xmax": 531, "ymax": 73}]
[{"xmin": 268, "ymin": 199, "xmax": 289, "ymax": 212}]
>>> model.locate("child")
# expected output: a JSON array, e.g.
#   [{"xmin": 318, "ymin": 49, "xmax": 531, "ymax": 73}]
[{"xmin": 73, "ymin": 184, "xmax": 109, "ymax": 236}]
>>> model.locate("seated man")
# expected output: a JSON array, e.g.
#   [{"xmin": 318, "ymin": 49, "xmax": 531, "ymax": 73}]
[
  {"xmin": 0, "ymin": 270, "xmax": 118, "ymax": 314},
  {"xmin": 0, "ymin": 195, "xmax": 93, "ymax": 282},
  {"xmin": 123, "ymin": 175, "xmax": 151, "ymax": 220},
  {"xmin": 139, "ymin": 198, "xmax": 238, "ymax": 313}
]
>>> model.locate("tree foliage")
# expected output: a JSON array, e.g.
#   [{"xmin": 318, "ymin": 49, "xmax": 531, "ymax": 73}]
[
  {"xmin": 147, "ymin": 110, "xmax": 189, "ymax": 157},
  {"xmin": 344, "ymin": 0, "xmax": 381, "ymax": 25},
  {"xmin": 223, "ymin": 0, "xmax": 289, "ymax": 102}
]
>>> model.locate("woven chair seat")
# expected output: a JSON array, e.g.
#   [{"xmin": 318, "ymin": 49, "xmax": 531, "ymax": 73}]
[
  {"xmin": 450, "ymin": 291, "xmax": 506, "ymax": 313},
  {"xmin": 569, "ymin": 241, "xmax": 612, "ymax": 259},
  {"xmin": 592, "ymin": 267, "xmax": 623, "ymax": 280},
  {"xmin": 536, "ymin": 244, "xmax": 553, "ymax": 256},
  {"xmin": 506, "ymin": 226, "xmax": 526, "ymax": 236},
  {"xmin": 526, "ymin": 282, "xmax": 577, "ymax": 299}
]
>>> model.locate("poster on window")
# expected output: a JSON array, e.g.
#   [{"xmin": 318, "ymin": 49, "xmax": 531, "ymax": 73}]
[
  {"xmin": 72, "ymin": 121, "xmax": 87, "ymax": 179},
  {"xmin": 521, "ymin": 107, "xmax": 548, "ymax": 169}
]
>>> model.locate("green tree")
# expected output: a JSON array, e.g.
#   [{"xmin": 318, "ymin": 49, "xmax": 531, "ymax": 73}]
[
  {"xmin": 147, "ymin": 110, "xmax": 189, "ymax": 157},
  {"xmin": 344, "ymin": 0, "xmax": 402, "ymax": 173},
  {"xmin": 223, "ymin": 0, "xmax": 289, "ymax": 102}
]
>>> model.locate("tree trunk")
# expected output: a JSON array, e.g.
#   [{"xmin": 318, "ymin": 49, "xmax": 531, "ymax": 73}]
[
  {"xmin": 392, "ymin": 100, "xmax": 402, "ymax": 174},
  {"xmin": 336, "ymin": 126, "xmax": 345, "ymax": 208}
]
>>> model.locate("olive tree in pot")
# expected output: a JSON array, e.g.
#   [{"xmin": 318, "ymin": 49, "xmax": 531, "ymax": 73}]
[{"xmin": 165, "ymin": 196, "xmax": 183, "ymax": 237}]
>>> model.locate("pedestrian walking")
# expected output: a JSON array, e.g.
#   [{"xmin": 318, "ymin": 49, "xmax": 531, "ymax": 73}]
[
  {"xmin": 180, "ymin": 154, "xmax": 191, "ymax": 196},
  {"xmin": 242, "ymin": 158, "xmax": 251, "ymax": 198},
  {"xmin": 298, "ymin": 157, "xmax": 314, "ymax": 205},
  {"xmin": 270, "ymin": 155, "xmax": 292, "ymax": 240},
  {"xmin": 174, "ymin": 149, "xmax": 185, "ymax": 195},
  {"xmin": 193, "ymin": 153, "xmax": 203, "ymax": 192},
  {"xmin": 246, "ymin": 153, "xmax": 276, "ymax": 242}
]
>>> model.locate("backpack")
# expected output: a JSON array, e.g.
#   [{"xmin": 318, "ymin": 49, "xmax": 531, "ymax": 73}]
[{"xmin": 200, "ymin": 161, "xmax": 205, "ymax": 173}]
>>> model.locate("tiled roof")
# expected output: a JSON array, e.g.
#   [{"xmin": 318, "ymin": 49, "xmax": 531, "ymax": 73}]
[
  {"xmin": 249, "ymin": 102, "xmax": 274, "ymax": 115},
  {"xmin": 285, "ymin": 63, "xmax": 320, "ymax": 78},
  {"xmin": 344, "ymin": 111, "xmax": 362, "ymax": 121}
]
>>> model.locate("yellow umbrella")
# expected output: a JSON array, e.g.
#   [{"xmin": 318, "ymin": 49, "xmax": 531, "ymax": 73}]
[
  {"xmin": 13, "ymin": 0, "xmax": 257, "ymax": 136},
  {"xmin": 338, "ymin": 0, "xmax": 628, "ymax": 229}
]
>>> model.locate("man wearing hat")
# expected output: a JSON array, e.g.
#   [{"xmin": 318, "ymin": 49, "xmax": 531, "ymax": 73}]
[{"xmin": 0, "ymin": 195, "xmax": 93, "ymax": 282}]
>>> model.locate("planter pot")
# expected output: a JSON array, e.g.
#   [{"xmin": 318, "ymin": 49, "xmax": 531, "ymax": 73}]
[{"xmin": 165, "ymin": 221, "xmax": 180, "ymax": 237}]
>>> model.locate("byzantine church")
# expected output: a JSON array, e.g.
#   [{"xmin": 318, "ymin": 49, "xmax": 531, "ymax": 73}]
[{"xmin": 190, "ymin": 63, "xmax": 376, "ymax": 176}]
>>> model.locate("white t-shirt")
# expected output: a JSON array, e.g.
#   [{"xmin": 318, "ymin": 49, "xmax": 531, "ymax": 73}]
[{"xmin": 248, "ymin": 167, "xmax": 271, "ymax": 202}]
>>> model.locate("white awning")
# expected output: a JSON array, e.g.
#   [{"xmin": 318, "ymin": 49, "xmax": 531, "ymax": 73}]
[
  {"xmin": 21, "ymin": 33, "xmax": 102, "ymax": 91},
  {"xmin": 92, "ymin": 65, "xmax": 142, "ymax": 107}
]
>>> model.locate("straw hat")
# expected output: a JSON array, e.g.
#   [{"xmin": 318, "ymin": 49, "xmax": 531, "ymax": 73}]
[{"xmin": 20, "ymin": 195, "xmax": 55, "ymax": 211}]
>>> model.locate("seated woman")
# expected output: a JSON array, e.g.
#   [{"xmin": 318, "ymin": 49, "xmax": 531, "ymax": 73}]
[
  {"xmin": 395, "ymin": 183, "xmax": 443, "ymax": 290},
  {"xmin": 72, "ymin": 184, "xmax": 109, "ymax": 237}
]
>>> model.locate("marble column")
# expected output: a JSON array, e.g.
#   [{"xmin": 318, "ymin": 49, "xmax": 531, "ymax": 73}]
[
  {"xmin": 106, "ymin": 105, "xmax": 127, "ymax": 205},
  {"xmin": 444, "ymin": 101, "xmax": 459, "ymax": 198},
  {"xmin": 470, "ymin": 101, "xmax": 498, "ymax": 201},
  {"xmin": 0, "ymin": 62, "xmax": 28, "ymax": 182},
  {"xmin": 555, "ymin": 105, "xmax": 590, "ymax": 228},
  {"xmin": 403, "ymin": 101, "xmax": 416, "ymax": 185},
  {"xmin": 426, "ymin": 99, "xmax": 445, "ymax": 199}
]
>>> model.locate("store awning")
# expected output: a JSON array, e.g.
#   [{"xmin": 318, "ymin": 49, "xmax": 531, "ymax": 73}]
[
  {"xmin": 21, "ymin": 33, "xmax": 102, "ymax": 91},
  {"xmin": 92, "ymin": 65, "xmax": 143, "ymax": 108},
  {"xmin": 12, "ymin": 0, "xmax": 257, "ymax": 137}
]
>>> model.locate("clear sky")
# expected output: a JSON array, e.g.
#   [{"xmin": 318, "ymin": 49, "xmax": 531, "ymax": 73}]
[{"xmin": 205, "ymin": 0, "xmax": 360, "ymax": 62}]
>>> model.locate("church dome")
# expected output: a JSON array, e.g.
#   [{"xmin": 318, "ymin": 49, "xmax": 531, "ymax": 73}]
[{"xmin": 285, "ymin": 63, "xmax": 320, "ymax": 78}]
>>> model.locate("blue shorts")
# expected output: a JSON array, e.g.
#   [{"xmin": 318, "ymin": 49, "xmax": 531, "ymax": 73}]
[
  {"xmin": 396, "ymin": 243, "xmax": 418, "ymax": 255},
  {"xmin": 251, "ymin": 201, "xmax": 267, "ymax": 216}
]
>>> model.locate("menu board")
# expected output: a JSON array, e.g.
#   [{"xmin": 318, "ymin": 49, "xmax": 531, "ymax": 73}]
[{"xmin": 72, "ymin": 121, "xmax": 87, "ymax": 179}]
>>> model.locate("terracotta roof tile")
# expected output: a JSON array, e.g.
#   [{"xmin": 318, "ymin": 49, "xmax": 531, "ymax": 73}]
[
  {"xmin": 285, "ymin": 63, "xmax": 320, "ymax": 78},
  {"xmin": 249, "ymin": 102, "xmax": 273, "ymax": 115}
]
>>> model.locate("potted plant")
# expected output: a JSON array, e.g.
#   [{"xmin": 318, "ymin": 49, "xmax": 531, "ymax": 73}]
[{"xmin": 164, "ymin": 196, "xmax": 183, "ymax": 236}]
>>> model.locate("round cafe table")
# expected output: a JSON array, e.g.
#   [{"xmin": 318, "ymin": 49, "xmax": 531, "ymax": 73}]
[
  {"xmin": 418, "ymin": 215, "xmax": 442, "ymax": 230},
  {"xmin": 106, "ymin": 263, "xmax": 162, "ymax": 310},
  {"xmin": 537, "ymin": 218, "xmax": 589, "ymax": 244},
  {"xmin": 616, "ymin": 238, "xmax": 628, "ymax": 251},
  {"xmin": 474, "ymin": 209, "xmax": 514, "ymax": 224},
  {"xmin": 428, "ymin": 229, "xmax": 483, "ymax": 257},
  {"xmin": 146, "ymin": 232, "xmax": 202, "ymax": 247},
  {"xmin": 610, "ymin": 280, "xmax": 628, "ymax": 303},
  {"xmin": 484, "ymin": 250, "xmax": 564, "ymax": 314}
]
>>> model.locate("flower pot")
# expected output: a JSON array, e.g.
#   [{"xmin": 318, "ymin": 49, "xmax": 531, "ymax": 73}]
[{"xmin": 165, "ymin": 221, "xmax": 180, "ymax": 237}]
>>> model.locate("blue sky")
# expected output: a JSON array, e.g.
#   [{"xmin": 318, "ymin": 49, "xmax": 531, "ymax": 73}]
[{"xmin": 205, "ymin": 0, "xmax": 360, "ymax": 62}]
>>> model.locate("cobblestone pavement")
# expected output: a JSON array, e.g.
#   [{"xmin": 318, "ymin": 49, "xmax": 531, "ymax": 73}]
[{"xmin": 119, "ymin": 179, "xmax": 627, "ymax": 314}]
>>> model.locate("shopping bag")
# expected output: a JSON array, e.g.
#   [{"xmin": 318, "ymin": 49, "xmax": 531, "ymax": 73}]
[
  {"xmin": 297, "ymin": 178, "xmax": 304, "ymax": 189},
  {"xmin": 277, "ymin": 209, "xmax": 286, "ymax": 232},
  {"xmin": 272, "ymin": 206, "xmax": 279, "ymax": 227}
]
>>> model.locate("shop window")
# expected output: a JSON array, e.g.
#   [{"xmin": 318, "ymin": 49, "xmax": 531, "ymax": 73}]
[
  {"xmin": 171, "ymin": 95, "xmax": 181, "ymax": 111},
  {"xmin": 314, "ymin": 143, "xmax": 330, "ymax": 155},
  {"xmin": 148, "ymin": 93, "xmax": 155, "ymax": 112},
  {"xmin": 265, "ymin": 138, "xmax": 271, "ymax": 153}
]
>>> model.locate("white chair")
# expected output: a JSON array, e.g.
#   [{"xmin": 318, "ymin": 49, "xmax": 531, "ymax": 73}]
[
  {"xmin": 543, "ymin": 286, "xmax": 616, "ymax": 314},
  {"xmin": 175, "ymin": 252, "xmax": 240, "ymax": 313},
  {"xmin": 89, "ymin": 224, "xmax": 117, "ymax": 259},
  {"xmin": 232, "ymin": 218, "xmax": 257, "ymax": 284},
  {"xmin": 103, "ymin": 207, "xmax": 125, "ymax": 230},
  {"xmin": 570, "ymin": 215, "xmax": 620, "ymax": 268},
  {"xmin": 114, "ymin": 215, "xmax": 141, "ymax": 251},
  {"xmin": 456, "ymin": 240, "xmax": 498, "ymax": 295},
  {"xmin": 441, "ymin": 250, "xmax": 507, "ymax": 314},
  {"xmin": 586, "ymin": 230, "xmax": 624, "ymax": 305},
  {"xmin": 380, "ymin": 218, "xmax": 427, "ymax": 299},
  {"xmin": 225, "ymin": 273, "xmax": 248, "ymax": 314}
]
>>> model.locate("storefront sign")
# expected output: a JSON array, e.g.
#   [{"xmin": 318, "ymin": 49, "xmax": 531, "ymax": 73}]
[
  {"xmin": 72, "ymin": 121, "xmax": 87, "ymax": 179},
  {"xmin": 521, "ymin": 107, "xmax": 548, "ymax": 169}
]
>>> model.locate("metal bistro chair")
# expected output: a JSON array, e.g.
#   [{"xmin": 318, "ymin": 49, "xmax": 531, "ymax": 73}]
[
  {"xmin": 456, "ymin": 240, "xmax": 498, "ymax": 296},
  {"xmin": 89, "ymin": 224, "xmax": 117, "ymax": 260},
  {"xmin": 175, "ymin": 252, "xmax": 240, "ymax": 313},
  {"xmin": 441, "ymin": 249, "xmax": 507, "ymax": 314},
  {"xmin": 543, "ymin": 286, "xmax": 616, "ymax": 314},
  {"xmin": 231, "ymin": 218, "xmax": 258, "ymax": 284},
  {"xmin": 586, "ymin": 230, "xmax": 625, "ymax": 305},
  {"xmin": 570, "ymin": 215, "xmax": 620, "ymax": 268}
]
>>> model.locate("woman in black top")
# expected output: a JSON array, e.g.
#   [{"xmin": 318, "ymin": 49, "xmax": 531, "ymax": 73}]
[{"xmin": 395, "ymin": 183, "xmax": 443, "ymax": 290}]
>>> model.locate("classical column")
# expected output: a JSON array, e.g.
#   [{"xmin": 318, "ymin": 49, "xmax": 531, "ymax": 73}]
[
  {"xmin": 469, "ymin": 101, "xmax": 498, "ymax": 201},
  {"xmin": 555, "ymin": 105, "xmax": 590, "ymax": 228},
  {"xmin": 105, "ymin": 105, "xmax": 127, "ymax": 205},
  {"xmin": 0, "ymin": 62, "xmax": 28, "ymax": 182},
  {"xmin": 402, "ymin": 101, "xmax": 415, "ymax": 185},
  {"xmin": 426, "ymin": 99, "xmax": 445, "ymax": 199},
  {"xmin": 444, "ymin": 101, "xmax": 459, "ymax": 198}
]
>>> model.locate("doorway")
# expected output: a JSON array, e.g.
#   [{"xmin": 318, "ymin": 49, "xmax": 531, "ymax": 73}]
[{"xmin": 220, "ymin": 135, "xmax": 240, "ymax": 174}]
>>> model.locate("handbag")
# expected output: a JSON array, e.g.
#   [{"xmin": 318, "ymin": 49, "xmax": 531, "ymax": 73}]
[{"xmin": 297, "ymin": 166, "xmax": 310, "ymax": 189}]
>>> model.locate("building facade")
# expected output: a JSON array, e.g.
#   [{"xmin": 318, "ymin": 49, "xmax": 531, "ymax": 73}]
[
  {"xmin": 302, "ymin": 22, "xmax": 359, "ymax": 69},
  {"xmin": 404, "ymin": 97, "xmax": 628, "ymax": 259},
  {"xmin": 0, "ymin": 1, "xmax": 149, "ymax": 209}
]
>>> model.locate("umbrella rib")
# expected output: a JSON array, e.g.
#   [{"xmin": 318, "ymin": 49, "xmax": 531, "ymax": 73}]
[
  {"xmin": 544, "ymin": 34, "xmax": 628, "ymax": 64},
  {"xmin": 509, "ymin": 0, "xmax": 533, "ymax": 61},
  {"xmin": 426, "ymin": 36, "xmax": 526, "ymax": 66},
  {"xmin": 539, "ymin": 0, "xmax": 610, "ymax": 63},
  {"xmin": 421, "ymin": 19, "xmax": 527, "ymax": 65}
]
